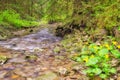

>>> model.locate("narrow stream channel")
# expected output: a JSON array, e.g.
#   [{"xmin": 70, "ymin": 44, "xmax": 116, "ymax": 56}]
[{"xmin": 0, "ymin": 28, "xmax": 61, "ymax": 52}]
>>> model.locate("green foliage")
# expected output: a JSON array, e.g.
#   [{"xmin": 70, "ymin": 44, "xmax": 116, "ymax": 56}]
[
  {"xmin": 72, "ymin": 41, "xmax": 120, "ymax": 79},
  {"xmin": 61, "ymin": 32, "xmax": 83, "ymax": 52},
  {"xmin": 0, "ymin": 55, "xmax": 8, "ymax": 65},
  {"xmin": 65, "ymin": 0, "xmax": 120, "ymax": 30},
  {"xmin": 118, "ymin": 26, "xmax": 120, "ymax": 30},
  {"xmin": 1, "ymin": 0, "xmax": 119, "ymax": 30},
  {"xmin": 42, "ymin": 0, "xmax": 74, "ymax": 22},
  {"xmin": 0, "ymin": 10, "xmax": 39, "ymax": 28},
  {"xmin": 53, "ymin": 46, "xmax": 60, "ymax": 53},
  {"xmin": 26, "ymin": 55, "xmax": 38, "ymax": 60},
  {"xmin": 94, "ymin": 0, "xmax": 120, "ymax": 30}
]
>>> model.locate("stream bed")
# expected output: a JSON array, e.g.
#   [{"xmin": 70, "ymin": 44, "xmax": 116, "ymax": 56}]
[
  {"xmin": 0, "ymin": 28, "xmax": 61, "ymax": 52},
  {"xmin": 0, "ymin": 27, "xmax": 88, "ymax": 80}
]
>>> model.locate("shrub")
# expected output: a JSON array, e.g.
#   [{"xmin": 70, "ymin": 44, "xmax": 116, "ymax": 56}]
[{"xmin": 64, "ymin": 0, "xmax": 120, "ymax": 31}]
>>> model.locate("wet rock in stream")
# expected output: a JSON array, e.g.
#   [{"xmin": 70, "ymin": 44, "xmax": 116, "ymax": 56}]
[{"xmin": 8, "ymin": 58, "xmax": 26, "ymax": 63}]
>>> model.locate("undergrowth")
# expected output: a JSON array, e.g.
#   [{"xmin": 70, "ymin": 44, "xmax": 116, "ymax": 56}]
[
  {"xmin": 63, "ymin": 0, "xmax": 120, "ymax": 31},
  {"xmin": 42, "ymin": 0, "xmax": 73, "ymax": 23},
  {"xmin": 61, "ymin": 30, "xmax": 120, "ymax": 79},
  {"xmin": 72, "ymin": 41, "xmax": 120, "ymax": 79},
  {"xmin": 0, "ymin": 10, "xmax": 39, "ymax": 28}
]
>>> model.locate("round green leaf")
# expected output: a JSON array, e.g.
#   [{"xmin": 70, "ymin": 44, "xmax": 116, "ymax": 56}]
[{"xmin": 98, "ymin": 49, "xmax": 109, "ymax": 56}]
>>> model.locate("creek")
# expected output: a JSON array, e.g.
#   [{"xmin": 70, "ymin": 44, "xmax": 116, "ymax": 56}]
[{"xmin": 0, "ymin": 28, "xmax": 61, "ymax": 52}]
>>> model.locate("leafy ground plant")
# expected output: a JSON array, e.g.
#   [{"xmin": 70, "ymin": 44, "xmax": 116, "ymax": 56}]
[{"xmin": 72, "ymin": 41, "xmax": 120, "ymax": 79}]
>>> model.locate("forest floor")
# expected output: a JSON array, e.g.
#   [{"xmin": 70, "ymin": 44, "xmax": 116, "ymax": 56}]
[
  {"xmin": 0, "ymin": 44, "xmax": 88, "ymax": 80},
  {"xmin": 0, "ymin": 23, "xmax": 89, "ymax": 80},
  {"xmin": 0, "ymin": 23, "xmax": 120, "ymax": 80}
]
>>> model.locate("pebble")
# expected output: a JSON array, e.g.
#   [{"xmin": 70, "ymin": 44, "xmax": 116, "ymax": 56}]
[
  {"xmin": 27, "ymin": 78, "xmax": 33, "ymax": 80},
  {"xmin": 36, "ymin": 71, "xmax": 57, "ymax": 80},
  {"xmin": 8, "ymin": 58, "xmax": 26, "ymax": 63},
  {"xmin": 0, "ymin": 71, "xmax": 7, "ymax": 78}
]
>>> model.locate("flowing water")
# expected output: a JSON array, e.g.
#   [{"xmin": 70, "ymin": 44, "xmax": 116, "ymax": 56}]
[
  {"xmin": 0, "ymin": 26, "xmax": 88, "ymax": 80},
  {"xmin": 0, "ymin": 28, "xmax": 61, "ymax": 52}
]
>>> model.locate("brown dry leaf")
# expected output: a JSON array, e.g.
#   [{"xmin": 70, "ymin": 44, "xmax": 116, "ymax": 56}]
[
  {"xmin": 93, "ymin": 76, "xmax": 102, "ymax": 80},
  {"xmin": 117, "ymin": 76, "xmax": 120, "ymax": 80},
  {"xmin": 41, "ymin": 67, "xmax": 48, "ymax": 71},
  {"xmin": 11, "ymin": 74, "xmax": 20, "ymax": 79}
]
